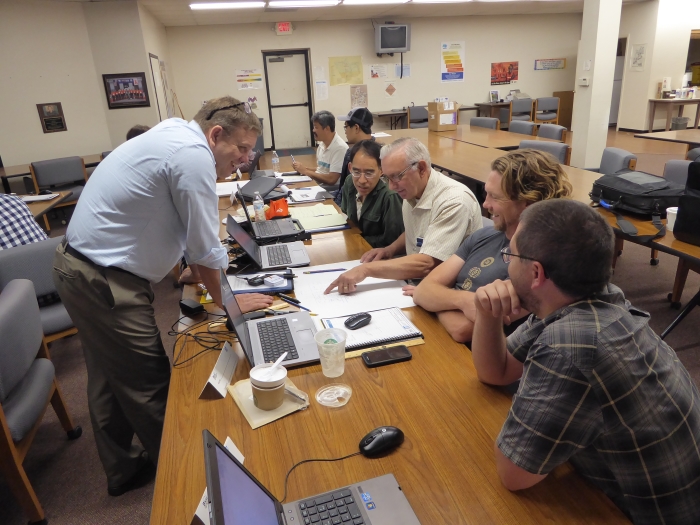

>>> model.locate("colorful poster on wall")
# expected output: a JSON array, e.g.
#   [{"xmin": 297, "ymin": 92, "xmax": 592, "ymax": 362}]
[
  {"xmin": 491, "ymin": 61, "xmax": 518, "ymax": 85},
  {"xmin": 370, "ymin": 65, "xmax": 388, "ymax": 79},
  {"xmin": 534, "ymin": 58, "xmax": 566, "ymax": 71},
  {"xmin": 329, "ymin": 56, "xmax": 363, "ymax": 86},
  {"xmin": 350, "ymin": 85, "xmax": 368, "ymax": 108},
  {"xmin": 236, "ymin": 69, "xmax": 263, "ymax": 89},
  {"xmin": 441, "ymin": 42, "xmax": 465, "ymax": 82}
]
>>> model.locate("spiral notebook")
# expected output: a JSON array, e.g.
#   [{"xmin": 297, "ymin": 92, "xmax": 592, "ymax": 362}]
[{"xmin": 321, "ymin": 307, "xmax": 422, "ymax": 350}]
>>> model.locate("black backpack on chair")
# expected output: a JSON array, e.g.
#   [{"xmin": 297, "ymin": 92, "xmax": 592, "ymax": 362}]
[{"xmin": 673, "ymin": 161, "xmax": 700, "ymax": 247}]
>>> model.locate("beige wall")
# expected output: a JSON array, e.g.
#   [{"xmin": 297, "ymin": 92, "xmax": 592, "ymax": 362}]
[
  {"xmin": 166, "ymin": 14, "xmax": 581, "ymax": 148},
  {"xmin": 0, "ymin": 1, "xmax": 112, "ymax": 166},
  {"xmin": 139, "ymin": 3, "xmax": 176, "ymax": 120}
]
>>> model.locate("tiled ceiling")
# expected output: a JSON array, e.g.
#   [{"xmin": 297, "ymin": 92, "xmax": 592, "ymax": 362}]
[{"xmin": 47, "ymin": 0, "xmax": 649, "ymax": 26}]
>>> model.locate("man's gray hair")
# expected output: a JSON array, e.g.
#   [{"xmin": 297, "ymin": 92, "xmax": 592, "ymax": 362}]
[
  {"xmin": 380, "ymin": 137, "xmax": 431, "ymax": 167},
  {"xmin": 312, "ymin": 110, "xmax": 336, "ymax": 132}
]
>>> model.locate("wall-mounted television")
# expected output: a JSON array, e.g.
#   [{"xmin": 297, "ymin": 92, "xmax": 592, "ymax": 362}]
[{"xmin": 375, "ymin": 24, "xmax": 411, "ymax": 54}]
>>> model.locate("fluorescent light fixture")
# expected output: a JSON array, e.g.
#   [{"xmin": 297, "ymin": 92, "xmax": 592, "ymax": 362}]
[
  {"xmin": 268, "ymin": 0, "xmax": 339, "ymax": 6},
  {"xmin": 413, "ymin": 0, "xmax": 471, "ymax": 3},
  {"xmin": 190, "ymin": 2, "xmax": 266, "ymax": 9},
  {"xmin": 343, "ymin": 0, "xmax": 408, "ymax": 4}
]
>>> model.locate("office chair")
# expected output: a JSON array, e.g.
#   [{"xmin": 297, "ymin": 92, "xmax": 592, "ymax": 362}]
[
  {"xmin": 29, "ymin": 157, "xmax": 88, "ymax": 230},
  {"xmin": 587, "ymin": 147, "xmax": 637, "ymax": 175},
  {"xmin": 407, "ymin": 106, "xmax": 429, "ymax": 129},
  {"xmin": 0, "ymin": 237, "xmax": 77, "ymax": 345},
  {"xmin": 499, "ymin": 98, "xmax": 533, "ymax": 129},
  {"xmin": 533, "ymin": 97, "xmax": 560, "ymax": 125},
  {"xmin": 100, "ymin": 151, "xmax": 112, "ymax": 161},
  {"xmin": 537, "ymin": 124, "xmax": 567, "ymax": 142},
  {"xmin": 0, "ymin": 279, "xmax": 81, "ymax": 525},
  {"xmin": 687, "ymin": 148, "xmax": 700, "ymax": 162},
  {"xmin": 518, "ymin": 140, "xmax": 570, "ymax": 165},
  {"xmin": 470, "ymin": 117, "xmax": 500, "ymax": 130},
  {"xmin": 508, "ymin": 121, "xmax": 536, "ymax": 136}
]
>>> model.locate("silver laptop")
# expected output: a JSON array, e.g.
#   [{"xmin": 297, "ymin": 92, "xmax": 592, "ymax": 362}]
[
  {"xmin": 203, "ymin": 430, "xmax": 422, "ymax": 525},
  {"xmin": 235, "ymin": 189, "xmax": 304, "ymax": 240},
  {"xmin": 227, "ymin": 214, "xmax": 310, "ymax": 270},
  {"xmin": 221, "ymin": 269, "xmax": 319, "ymax": 367}
]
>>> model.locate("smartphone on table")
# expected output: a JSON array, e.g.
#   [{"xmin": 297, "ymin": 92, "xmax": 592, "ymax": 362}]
[{"xmin": 361, "ymin": 345, "xmax": 412, "ymax": 368}]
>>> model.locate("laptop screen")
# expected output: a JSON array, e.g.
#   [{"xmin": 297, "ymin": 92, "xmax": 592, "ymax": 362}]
[
  {"xmin": 236, "ymin": 190, "xmax": 253, "ymax": 224},
  {"xmin": 220, "ymin": 268, "xmax": 254, "ymax": 364},
  {"xmin": 226, "ymin": 214, "xmax": 261, "ymax": 265}
]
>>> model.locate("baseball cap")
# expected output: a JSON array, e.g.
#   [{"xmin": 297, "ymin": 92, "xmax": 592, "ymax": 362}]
[{"xmin": 338, "ymin": 107, "xmax": 373, "ymax": 129}]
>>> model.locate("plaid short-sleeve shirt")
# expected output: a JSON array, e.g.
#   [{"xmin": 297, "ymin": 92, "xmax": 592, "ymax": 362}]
[
  {"xmin": 0, "ymin": 194, "xmax": 48, "ymax": 250},
  {"xmin": 500, "ymin": 284, "xmax": 700, "ymax": 525}
]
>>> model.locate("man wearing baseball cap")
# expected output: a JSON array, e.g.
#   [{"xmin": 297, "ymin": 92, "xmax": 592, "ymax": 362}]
[{"xmin": 336, "ymin": 107, "xmax": 374, "ymax": 205}]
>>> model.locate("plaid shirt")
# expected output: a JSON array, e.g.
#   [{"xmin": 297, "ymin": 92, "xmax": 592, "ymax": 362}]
[
  {"xmin": 0, "ymin": 194, "xmax": 48, "ymax": 250},
  {"xmin": 499, "ymin": 284, "xmax": 700, "ymax": 525}
]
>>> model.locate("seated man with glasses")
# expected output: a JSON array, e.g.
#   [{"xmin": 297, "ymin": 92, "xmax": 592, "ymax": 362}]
[
  {"xmin": 413, "ymin": 150, "xmax": 572, "ymax": 343},
  {"xmin": 339, "ymin": 140, "xmax": 403, "ymax": 248},
  {"xmin": 471, "ymin": 199, "xmax": 700, "ymax": 524},
  {"xmin": 325, "ymin": 137, "xmax": 481, "ymax": 295},
  {"xmin": 335, "ymin": 107, "xmax": 374, "ymax": 206}
]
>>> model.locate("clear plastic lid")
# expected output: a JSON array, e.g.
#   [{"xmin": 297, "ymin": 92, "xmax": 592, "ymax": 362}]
[{"xmin": 315, "ymin": 384, "xmax": 353, "ymax": 408}]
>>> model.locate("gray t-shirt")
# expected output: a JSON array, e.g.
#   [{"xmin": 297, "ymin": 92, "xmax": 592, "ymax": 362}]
[{"xmin": 453, "ymin": 227, "xmax": 510, "ymax": 292}]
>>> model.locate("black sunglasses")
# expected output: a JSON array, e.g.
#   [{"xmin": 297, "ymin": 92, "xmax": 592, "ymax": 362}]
[{"xmin": 206, "ymin": 102, "xmax": 251, "ymax": 120}]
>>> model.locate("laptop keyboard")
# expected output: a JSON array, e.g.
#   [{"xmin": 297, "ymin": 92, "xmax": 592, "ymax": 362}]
[
  {"xmin": 256, "ymin": 318, "xmax": 299, "ymax": 362},
  {"xmin": 266, "ymin": 244, "xmax": 292, "ymax": 266},
  {"xmin": 257, "ymin": 220, "xmax": 282, "ymax": 236},
  {"xmin": 298, "ymin": 489, "xmax": 367, "ymax": 525}
]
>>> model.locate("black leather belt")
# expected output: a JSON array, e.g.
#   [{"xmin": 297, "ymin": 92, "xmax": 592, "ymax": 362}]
[{"xmin": 62, "ymin": 237, "xmax": 137, "ymax": 278}]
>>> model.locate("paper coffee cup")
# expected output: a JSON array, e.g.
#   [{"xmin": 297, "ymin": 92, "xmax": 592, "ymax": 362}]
[
  {"xmin": 250, "ymin": 363, "xmax": 288, "ymax": 410},
  {"xmin": 666, "ymin": 207, "xmax": 678, "ymax": 232}
]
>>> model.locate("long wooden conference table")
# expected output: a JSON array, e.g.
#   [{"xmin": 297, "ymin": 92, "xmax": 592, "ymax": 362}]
[{"xmin": 150, "ymin": 151, "xmax": 630, "ymax": 523}]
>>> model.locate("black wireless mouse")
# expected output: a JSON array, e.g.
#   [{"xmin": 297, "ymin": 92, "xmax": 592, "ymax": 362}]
[
  {"xmin": 344, "ymin": 312, "xmax": 371, "ymax": 330},
  {"xmin": 359, "ymin": 426, "xmax": 404, "ymax": 458}
]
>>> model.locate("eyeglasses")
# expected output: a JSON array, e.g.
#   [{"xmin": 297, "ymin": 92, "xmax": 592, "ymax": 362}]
[
  {"xmin": 382, "ymin": 162, "xmax": 417, "ymax": 184},
  {"xmin": 500, "ymin": 246, "xmax": 548, "ymax": 277},
  {"xmin": 351, "ymin": 168, "xmax": 380, "ymax": 180},
  {"xmin": 206, "ymin": 102, "xmax": 251, "ymax": 120}
]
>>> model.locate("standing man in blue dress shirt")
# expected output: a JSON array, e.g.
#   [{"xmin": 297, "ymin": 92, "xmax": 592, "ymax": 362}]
[{"xmin": 52, "ymin": 96, "xmax": 272, "ymax": 496}]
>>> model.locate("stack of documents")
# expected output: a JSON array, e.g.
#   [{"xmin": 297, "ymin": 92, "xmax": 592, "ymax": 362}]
[
  {"xmin": 21, "ymin": 194, "xmax": 59, "ymax": 202},
  {"xmin": 216, "ymin": 181, "xmax": 248, "ymax": 197},
  {"xmin": 289, "ymin": 204, "xmax": 348, "ymax": 232}
]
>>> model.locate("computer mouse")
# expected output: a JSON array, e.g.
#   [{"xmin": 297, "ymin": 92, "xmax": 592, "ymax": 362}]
[
  {"xmin": 359, "ymin": 426, "xmax": 404, "ymax": 458},
  {"xmin": 344, "ymin": 312, "xmax": 371, "ymax": 330},
  {"xmin": 39, "ymin": 189, "xmax": 53, "ymax": 195}
]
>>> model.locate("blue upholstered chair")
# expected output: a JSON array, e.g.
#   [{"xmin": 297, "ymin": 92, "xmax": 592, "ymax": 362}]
[
  {"xmin": 533, "ymin": 97, "xmax": 560, "ymax": 125},
  {"xmin": 537, "ymin": 124, "xmax": 567, "ymax": 141},
  {"xmin": 470, "ymin": 117, "xmax": 500, "ymax": 130},
  {"xmin": 0, "ymin": 279, "xmax": 81, "ymax": 524},
  {"xmin": 407, "ymin": 106, "xmax": 429, "ymax": 129},
  {"xmin": 508, "ymin": 121, "xmax": 536, "ymax": 136},
  {"xmin": 518, "ymin": 140, "xmax": 570, "ymax": 165},
  {"xmin": 0, "ymin": 236, "xmax": 76, "ymax": 344}
]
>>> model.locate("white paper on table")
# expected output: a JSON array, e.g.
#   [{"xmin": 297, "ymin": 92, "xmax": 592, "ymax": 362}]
[
  {"xmin": 221, "ymin": 216, "xmax": 246, "ymax": 224},
  {"xmin": 21, "ymin": 194, "xmax": 59, "ymax": 202},
  {"xmin": 199, "ymin": 342, "xmax": 239, "ymax": 399},
  {"xmin": 215, "ymin": 181, "xmax": 248, "ymax": 197},
  {"xmin": 289, "ymin": 204, "xmax": 339, "ymax": 219},
  {"xmin": 193, "ymin": 437, "xmax": 244, "ymax": 525},
  {"xmin": 371, "ymin": 132, "xmax": 392, "ymax": 138},
  {"xmin": 289, "ymin": 187, "xmax": 328, "ymax": 202},
  {"xmin": 292, "ymin": 260, "xmax": 416, "ymax": 317},
  {"xmin": 275, "ymin": 175, "xmax": 312, "ymax": 183}
]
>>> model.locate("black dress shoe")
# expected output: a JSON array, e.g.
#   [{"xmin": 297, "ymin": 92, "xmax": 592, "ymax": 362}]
[{"xmin": 107, "ymin": 459, "xmax": 156, "ymax": 497}]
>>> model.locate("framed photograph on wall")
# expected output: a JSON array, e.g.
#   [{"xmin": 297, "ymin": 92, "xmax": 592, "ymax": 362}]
[
  {"xmin": 102, "ymin": 72, "xmax": 150, "ymax": 109},
  {"xmin": 36, "ymin": 102, "xmax": 67, "ymax": 133}
]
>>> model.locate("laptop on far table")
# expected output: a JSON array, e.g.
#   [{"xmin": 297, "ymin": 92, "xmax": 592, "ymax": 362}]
[
  {"xmin": 235, "ymin": 189, "xmax": 304, "ymax": 241},
  {"xmin": 203, "ymin": 429, "xmax": 422, "ymax": 525},
  {"xmin": 226, "ymin": 213, "xmax": 310, "ymax": 270},
  {"xmin": 220, "ymin": 268, "xmax": 318, "ymax": 367}
]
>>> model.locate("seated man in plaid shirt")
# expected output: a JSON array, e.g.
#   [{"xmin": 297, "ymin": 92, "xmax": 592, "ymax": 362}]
[
  {"xmin": 0, "ymin": 193, "xmax": 48, "ymax": 250},
  {"xmin": 471, "ymin": 199, "xmax": 700, "ymax": 525}
]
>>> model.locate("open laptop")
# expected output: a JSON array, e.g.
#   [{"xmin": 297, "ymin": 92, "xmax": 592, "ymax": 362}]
[
  {"xmin": 227, "ymin": 213, "xmax": 310, "ymax": 270},
  {"xmin": 235, "ymin": 189, "xmax": 304, "ymax": 240},
  {"xmin": 220, "ymin": 268, "xmax": 319, "ymax": 366},
  {"xmin": 203, "ymin": 430, "xmax": 422, "ymax": 525}
]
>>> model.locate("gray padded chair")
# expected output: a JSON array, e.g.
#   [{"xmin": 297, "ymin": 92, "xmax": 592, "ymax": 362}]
[
  {"xmin": 663, "ymin": 160, "xmax": 691, "ymax": 185},
  {"xmin": 499, "ymin": 98, "xmax": 533, "ymax": 128},
  {"xmin": 508, "ymin": 121, "xmax": 536, "ymax": 136},
  {"xmin": 470, "ymin": 117, "xmax": 500, "ymax": 130},
  {"xmin": 407, "ymin": 106, "xmax": 429, "ymax": 129},
  {"xmin": 686, "ymin": 148, "xmax": 700, "ymax": 162},
  {"xmin": 537, "ymin": 124, "xmax": 567, "ymax": 141},
  {"xmin": 29, "ymin": 156, "xmax": 88, "ymax": 230},
  {"xmin": 0, "ymin": 236, "xmax": 76, "ymax": 344},
  {"xmin": 533, "ymin": 97, "xmax": 560, "ymax": 125},
  {"xmin": 100, "ymin": 151, "xmax": 112, "ymax": 161},
  {"xmin": 0, "ymin": 279, "xmax": 81, "ymax": 524},
  {"xmin": 587, "ymin": 147, "xmax": 637, "ymax": 175},
  {"xmin": 519, "ymin": 140, "xmax": 570, "ymax": 165}
]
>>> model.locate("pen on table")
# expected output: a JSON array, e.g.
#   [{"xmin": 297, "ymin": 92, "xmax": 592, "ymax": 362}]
[
  {"xmin": 303, "ymin": 268, "xmax": 347, "ymax": 274},
  {"xmin": 290, "ymin": 154, "xmax": 296, "ymax": 163},
  {"xmin": 278, "ymin": 293, "xmax": 300, "ymax": 304},
  {"xmin": 277, "ymin": 295, "xmax": 316, "ymax": 315}
]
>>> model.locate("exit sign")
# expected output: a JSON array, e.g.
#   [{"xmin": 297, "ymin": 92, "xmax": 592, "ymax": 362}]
[{"xmin": 276, "ymin": 22, "xmax": 293, "ymax": 35}]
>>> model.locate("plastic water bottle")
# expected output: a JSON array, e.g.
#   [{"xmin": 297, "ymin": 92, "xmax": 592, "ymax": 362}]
[
  {"xmin": 271, "ymin": 151, "xmax": 280, "ymax": 174},
  {"xmin": 253, "ymin": 191, "xmax": 266, "ymax": 222}
]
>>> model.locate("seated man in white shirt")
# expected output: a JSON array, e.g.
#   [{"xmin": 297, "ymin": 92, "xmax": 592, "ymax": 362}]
[
  {"xmin": 325, "ymin": 137, "xmax": 482, "ymax": 294},
  {"xmin": 292, "ymin": 110, "xmax": 348, "ymax": 192}
]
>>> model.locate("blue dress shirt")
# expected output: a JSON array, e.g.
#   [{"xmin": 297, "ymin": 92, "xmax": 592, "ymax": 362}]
[{"xmin": 66, "ymin": 119, "xmax": 228, "ymax": 282}]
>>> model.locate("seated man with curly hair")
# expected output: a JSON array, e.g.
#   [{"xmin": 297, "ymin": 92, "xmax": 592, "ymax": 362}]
[{"xmin": 412, "ymin": 149, "xmax": 572, "ymax": 343}]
